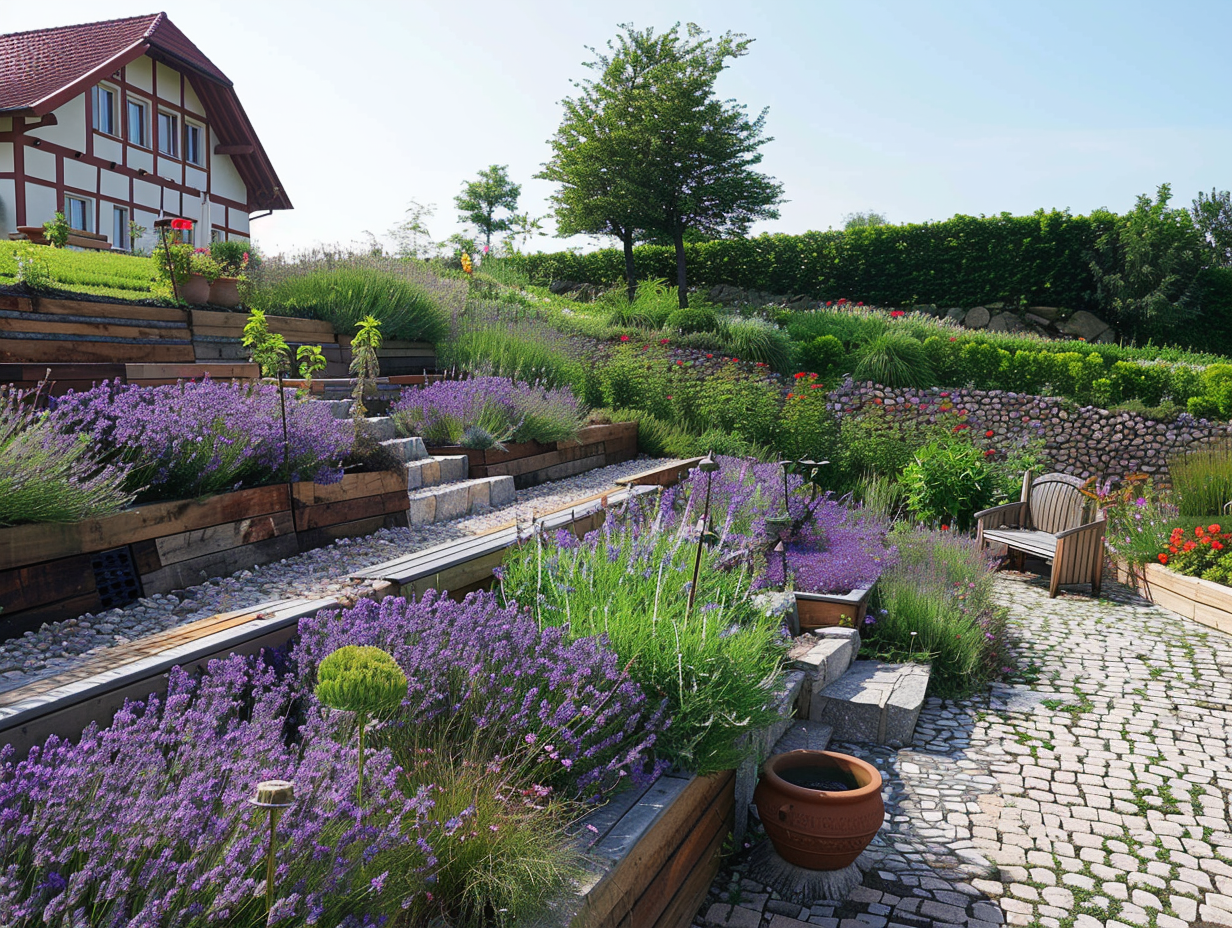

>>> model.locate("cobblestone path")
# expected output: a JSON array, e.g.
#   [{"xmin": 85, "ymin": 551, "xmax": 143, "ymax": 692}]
[{"xmin": 696, "ymin": 574, "xmax": 1232, "ymax": 928}]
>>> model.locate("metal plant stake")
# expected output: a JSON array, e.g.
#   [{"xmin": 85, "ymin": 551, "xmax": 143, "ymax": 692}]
[
  {"xmin": 685, "ymin": 455, "xmax": 720, "ymax": 620},
  {"xmin": 250, "ymin": 779, "xmax": 294, "ymax": 919}
]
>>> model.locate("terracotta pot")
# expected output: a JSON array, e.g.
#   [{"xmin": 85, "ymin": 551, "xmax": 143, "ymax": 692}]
[
  {"xmin": 753, "ymin": 750, "xmax": 884, "ymax": 870},
  {"xmin": 180, "ymin": 273, "xmax": 211, "ymax": 305},
  {"xmin": 209, "ymin": 276, "xmax": 242, "ymax": 308}
]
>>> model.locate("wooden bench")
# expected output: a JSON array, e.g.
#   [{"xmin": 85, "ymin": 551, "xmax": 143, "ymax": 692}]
[{"xmin": 975, "ymin": 472, "xmax": 1105, "ymax": 598}]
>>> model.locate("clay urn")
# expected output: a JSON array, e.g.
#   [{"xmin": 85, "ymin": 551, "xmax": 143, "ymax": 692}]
[
  {"xmin": 180, "ymin": 272, "xmax": 211, "ymax": 305},
  {"xmin": 752, "ymin": 749, "xmax": 884, "ymax": 870},
  {"xmin": 209, "ymin": 276, "xmax": 242, "ymax": 308}
]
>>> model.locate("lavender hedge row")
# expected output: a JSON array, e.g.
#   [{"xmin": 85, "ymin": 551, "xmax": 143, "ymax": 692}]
[{"xmin": 0, "ymin": 591, "xmax": 663, "ymax": 926}]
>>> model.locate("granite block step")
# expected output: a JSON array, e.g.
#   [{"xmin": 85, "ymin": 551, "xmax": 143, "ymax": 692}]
[
  {"xmin": 790, "ymin": 627, "xmax": 860, "ymax": 719},
  {"xmin": 404, "ymin": 454, "xmax": 468, "ymax": 490},
  {"xmin": 811, "ymin": 660, "xmax": 929, "ymax": 747},
  {"xmin": 380, "ymin": 437, "xmax": 428, "ymax": 464},
  {"xmin": 406, "ymin": 475, "xmax": 516, "ymax": 525}
]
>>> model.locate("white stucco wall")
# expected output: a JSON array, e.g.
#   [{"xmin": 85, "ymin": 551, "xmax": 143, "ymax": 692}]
[
  {"xmin": 0, "ymin": 141, "xmax": 12, "ymax": 173},
  {"xmin": 227, "ymin": 208, "xmax": 250, "ymax": 235},
  {"xmin": 211, "ymin": 154, "xmax": 245, "ymax": 204},
  {"xmin": 127, "ymin": 56, "xmax": 152, "ymax": 92},
  {"xmin": 155, "ymin": 62, "xmax": 179, "ymax": 102},
  {"xmin": 94, "ymin": 135, "xmax": 122, "ymax": 163},
  {"xmin": 184, "ymin": 80, "xmax": 205, "ymax": 116},
  {"xmin": 126, "ymin": 146, "xmax": 153, "ymax": 174},
  {"xmin": 0, "ymin": 179, "xmax": 15, "ymax": 236},
  {"xmin": 99, "ymin": 169, "xmax": 127, "ymax": 200},
  {"xmin": 31, "ymin": 95, "xmax": 87, "ymax": 151},
  {"xmin": 24, "ymin": 147, "xmax": 55, "ymax": 183},
  {"xmin": 25, "ymin": 182, "xmax": 57, "ymax": 227},
  {"xmin": 63, "ymin": 159, "xmax": 97, "ymax": 193},
  {"xmin": 133, "ymin": 178, "xmax": 161, "ymax": 209}
]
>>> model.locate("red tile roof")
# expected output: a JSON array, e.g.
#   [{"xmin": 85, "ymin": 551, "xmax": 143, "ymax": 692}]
[{"xmin": 0, "ymin": 13, "xmax": 230, "ymax": 113}]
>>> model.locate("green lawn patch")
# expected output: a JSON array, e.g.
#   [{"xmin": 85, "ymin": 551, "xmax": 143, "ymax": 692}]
[{"xmin": 0, "ymin": 242, "xmax": 156, "ymax": 301}]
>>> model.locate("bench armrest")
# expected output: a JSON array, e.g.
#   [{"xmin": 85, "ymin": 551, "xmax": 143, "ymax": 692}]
[
  {"xmin": 1055, "ymin": 517, "xmax": 1106, "ymax": 541},
  {"xmin": 974, "ymin": 501, "xmax": 1027, "ymax": 530}
]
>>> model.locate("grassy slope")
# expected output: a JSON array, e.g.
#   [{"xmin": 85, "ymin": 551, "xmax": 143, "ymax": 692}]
[{"xmin": 0, "ymin": 241, "xmax": 155, "ymax": 301}]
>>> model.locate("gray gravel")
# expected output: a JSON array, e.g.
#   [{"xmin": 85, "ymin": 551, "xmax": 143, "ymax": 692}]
[{"xmin": 0, "ymin": 457, "xmax": 668, "ymax": 695}]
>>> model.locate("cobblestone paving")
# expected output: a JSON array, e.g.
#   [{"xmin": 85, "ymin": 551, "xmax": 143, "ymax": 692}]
[{"xmin": 696, "ymin": 573, "xmax": 1232, "ymax": 928}]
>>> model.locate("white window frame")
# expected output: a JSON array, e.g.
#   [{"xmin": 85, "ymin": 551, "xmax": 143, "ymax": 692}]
[
  {"xmin": 65, "ymin": 195, "xmax": 92, "ymax": 232},
  {"xmin": 157, "ymin": 110, "xmax": 179, "ymax": 158},
  {"xmin": 184, "ymin": 120, "xmax": 206, "ymax": 167},
  {"xmin": 126, "ymin": 95, "xmax": 150, "ymax": 148},
  {"xmin": 92, "ymin": 83, "xmax": 118, "ymax": 136},
  {"xmin": 112, "ymin": 205, "xmax": 130, "ymax": 250}
]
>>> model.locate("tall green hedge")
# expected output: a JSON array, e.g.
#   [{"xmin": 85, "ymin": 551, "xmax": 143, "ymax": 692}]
[{"xmin": 514, "ymin": 211, "xmax": 1111, "ymax": 310}]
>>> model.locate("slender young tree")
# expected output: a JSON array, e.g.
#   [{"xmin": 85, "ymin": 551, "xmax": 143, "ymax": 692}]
[
  {"xmin": 621, "ymin": 23, "xmax": 784, "ymax": 307},
  {"xmin": 454, "ymin": 165, "xmax": 521, "ymax": 250}
]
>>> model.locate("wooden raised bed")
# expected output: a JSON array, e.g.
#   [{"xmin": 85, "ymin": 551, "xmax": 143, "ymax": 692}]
[
  {"xmin": 0, "ymin": 471, "xmax": 408, "ymax": 637},
  {"xmin": 0, "ymin": 293, "xmax": 194, "ymax": 364},
  {"xmin": 1111, "ymin": 555, "xmax": 1232, "ymax": 635},
  {"xmin": 561, "ymin": 770, "xmax": 735, "ymax": 928},
  {"xmin": 432, "ymin": 422, "xmax": 639, "ymax": 489}
]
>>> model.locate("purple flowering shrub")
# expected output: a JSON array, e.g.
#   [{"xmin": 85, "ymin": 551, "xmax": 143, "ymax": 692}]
[
  {"xmin": 297, "ymin": 591, "xmax": 665, "ymax": 801},
  {"xmin": 677, "ymin": 456, "xmax": 896, "ymax": 594},
  {"xmin": 391, "ymin": 376, "xmax": 582, "ymax": 448},
  {"xmin": 50, "ymin": 378, "xmax": 351, "ymax": 500},
  {"xmin": 0, "ymin": 654, "xmax": 416, "ymax": 926},
  {"xmin": 0, "ymin": 385, "xmax": 135, "ymax": 525}
]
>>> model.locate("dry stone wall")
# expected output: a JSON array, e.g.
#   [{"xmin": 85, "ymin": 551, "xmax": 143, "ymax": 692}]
[{"xmin": 827, "ymin": 380, "xmax": 1232, "ymax": 483}]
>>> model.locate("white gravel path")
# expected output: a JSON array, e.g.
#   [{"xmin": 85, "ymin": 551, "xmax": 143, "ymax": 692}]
[{"xmin": 0, "ymin": 457, "xmax": 669, "ymax": 694}]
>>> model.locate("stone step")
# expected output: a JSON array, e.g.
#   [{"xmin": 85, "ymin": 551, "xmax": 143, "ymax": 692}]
[
  {"xmin": 379, "ymin": 437, "xmax": 428, "ymax": 465},
  {"xmin": 407, "ymin": 475, "xmax": 516, "ymax": 525},
  {"xmin": 789, "ymin": 627, "xmax": 861, "ymax": 719},
  {"xmin": 811, "ymin": 660, "xmax": 930, "ymax": 748},
  {"xmin": 770, "ymin": 719, "xmax": 834, "ymax": 755},
  {"xmin": 404, "ymin": 454, "xmax": 468, "ymax": 489},
  {"xmin": 363, "ymin": 416, "xmax": 397, "ymax": 443}
]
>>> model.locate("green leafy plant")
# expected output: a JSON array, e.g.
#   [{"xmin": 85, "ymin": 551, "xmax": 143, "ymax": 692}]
[
  {"xmin": 127, "ymin": 220, "xmax": 149, "ymax": 255},
  {"xmin": 151, "ymin": 241, "xmax": 193, "ymax": 300},
  {"xmin": 315, "ymin": 645, "xmax": 408, "ymax": 801},
  {"xmin": 666, "ymin": 305, "xmax": 719, "ymax": 334},
  {"xmin": 350, "ymin": 314, "xmax": 383, "ymax": 417},
  {"xmin": 13, "ymin": 245, "xmax": 53, "ymax": 292},
  {"xmin": 899, "ymin": 438, "xmax": 993, "ymax": 530},
  {"xmin": 188, "ymin": 249, "xmax": 222, "ymax": 283},
  {"xmin": 1170, "ymin": 440, "xmax": 1232, "ymax": 516},
  {"xmin": 296, "ymin": 344, "xmax": 328, "ymax": 385},
  {"xmin": 209, "ymin": 239, "xmax": 256, "ymax": 278},
  {"xmin": 42, "ymin": 211, "xmax": 69, "ymax": 248},
  {"xmin": 241, "ymin": 309, "xmax": 291, "ymax": 378},
  {"xmin": 718, "ymin": 315, "xmax": 794, "ymax": 370},
  {"xmin": 798, "ymin": 334, "xmax": 846, "ymax": 377},
  {"xmin": 854, "ymin": 334, "xmax": 935, "ymax": 388}
]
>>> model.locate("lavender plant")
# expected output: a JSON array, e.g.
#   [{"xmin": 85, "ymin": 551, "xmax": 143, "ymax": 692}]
[
  {"xmin": 50, "ymin": 378, "xmax": 351, "ymax": 500},
  {"xmin": 391, "ymin": 375, "xmax": 583, "ymax": 447},
  {"xmin": 0, "ymin": 385, "xmax": 135, "ymax": 525},
  {"xmin": 498, "ymin": 500, "xmax": 787, "ymax": 775},
  {"xmin": 297, "ymin": 591, "xmax": 665, "ymax": 800}
]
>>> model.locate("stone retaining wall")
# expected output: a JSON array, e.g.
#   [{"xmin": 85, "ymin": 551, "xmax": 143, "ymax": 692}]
[{"xmin": 827, "ymin": 380, "xmax": 1232, "ymax": 482}]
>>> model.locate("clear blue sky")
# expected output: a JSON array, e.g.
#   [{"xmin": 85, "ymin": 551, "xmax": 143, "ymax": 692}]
[{"xmin": 9, "ymin": 1, "xmax": 1232, "ymax": 255}]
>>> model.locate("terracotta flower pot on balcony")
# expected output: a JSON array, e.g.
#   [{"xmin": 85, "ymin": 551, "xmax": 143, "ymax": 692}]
[
  {"xmin": 753, "ymin": 749, "xmax": 884, "ymax": 870},
  {"xmin": 209, "ymin": 276, "xmax": 242, "ymax": 308},
  {"xmin": 180, "ymin": 272, "xmax": 212, "ymax": 305}
]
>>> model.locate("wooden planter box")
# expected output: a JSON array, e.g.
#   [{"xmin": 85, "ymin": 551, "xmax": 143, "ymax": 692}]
[
  {"xmin": 431, "ymin": 422, "xmax": 639, "ymax": 489},
  {"xmin": 794, "ymin": 585, "xmax": 873, "ymax": 630},
  {"xmin": 556, "ymin": 770, "xmax": 735, "ymax": 928},
  {"xmin": 1110, "ymin": 556, "xmax": 1232, "ymax": 635},
  {"xmin": 0, "ymin": 471, "xmax": 408, "ymax": 638}
]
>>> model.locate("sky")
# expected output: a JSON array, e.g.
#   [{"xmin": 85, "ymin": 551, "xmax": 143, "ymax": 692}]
[{"xmin": 7, "ymin": 0, "xmax": 1232, "ymax": 256}]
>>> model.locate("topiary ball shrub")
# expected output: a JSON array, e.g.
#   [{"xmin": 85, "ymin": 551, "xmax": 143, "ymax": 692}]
[
  {"xmin": 666, "ymin": 306, "xmax": 718, "ymax": 334},
  {"xmin": 799, "ymin": 334, "xmax": 846, "ymax": 376}
]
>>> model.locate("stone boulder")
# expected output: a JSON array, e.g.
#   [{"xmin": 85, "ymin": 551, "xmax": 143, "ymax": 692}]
[
  {"xmin": 1058, "ymin": 310, "xmax": 1111, "ymax": 341},
  {"xmin": 988, "ymin": 313, "xmax": 1028, "ymax": 333},
  {"xmin": 548, "ymin": 279, "xmax": 581, "ymax": 295},
  {"xmin": 944, "ymin": 307, "xmax": 967, "ymax": 324},
  {"xmin": 913, "ymin": 304, "xmax": 942, "ymax": 317},
  {"xmin": 1027, "ymin": 305, "xmax": 1062, "ymax": 321},
  {"xmin": 964, "ymin": 306, "xmax": 991, "ymax": 329},
  {"xmin": 1024, "ymin": 312, "xmax": 1054, "ymax": 329}
]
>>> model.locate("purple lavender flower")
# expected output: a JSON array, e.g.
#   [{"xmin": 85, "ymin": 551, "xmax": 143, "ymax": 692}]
[{"xmin": 391, "ymin": 377, "xmax": 581, "ymax": 447}]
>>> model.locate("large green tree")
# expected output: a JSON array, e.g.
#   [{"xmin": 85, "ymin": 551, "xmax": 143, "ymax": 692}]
[
  {"xmin": 541, "ymin": 23, "xmax": 783, "ymax": 307},
  {"xmin": 454, "ymin": 165, "xmax": 521, "ymax": 251}
]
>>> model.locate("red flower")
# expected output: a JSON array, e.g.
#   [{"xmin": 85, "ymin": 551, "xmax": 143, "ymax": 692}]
[
  {"xmin": 940, "ymin": 392, "xmax": 950, "ymax": 398},
  {"xmin": 659, "ymin": 338, "xmax": 670, "ymax": 345},
  {"xmin": 857, "ymin": 301, "xmax": 865, "ymax": 307},
  {"xmin": 949, "ymin": 336, "xmax": 957, "ymax": 342},
  {"xmin": 890, "ymin": 310, "xmax": 905, "ymax": 318},
  {"xmin": 786, "ymin": 393, "xmax": 795, "ymax": 399},
  {"xmin": 667, "ymin": 395, "xmax": 673, "ymax": 400},
  {"xmin": 620, "ymin": 335, "xmax": 629, "ymax": 342},
  {"xmin": 810, "ymin": 383, "xmax": 823, "ymax": 389},
  {"xmin": 940, "ymin": 525, "xmax": 950, "ymax": 531},
  {"xmin": 1158, "ymin": 553, "xmax": 1169, "ymax": 564},
  {"xmin": 1215, "ymin": 541, "xmax": 1225, "ymax": 551},
  {"xmin": 825, "ymin": 301, "xmax": 833, "ymax": 307},
  {"xmin": 1211, "ymin": 524, "xmax": 1222, "ymax": 533},
  {"xmin": 837, "ymin": 298, "xmax": 848, "ymax": 305},
  {"xmin": 706, "ymin": 354, "xmax": 713, "ymax": 358},
  {"xmin": 984, "ymin": 449, "xmax": 997, "ymax": 456},
  {"xmin": 985, "ymin": 430, "xmax": 995, "ymax": 438}
]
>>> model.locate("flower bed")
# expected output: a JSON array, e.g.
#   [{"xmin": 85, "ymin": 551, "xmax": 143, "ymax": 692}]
[{"xmin": 1110, "ymin": 555, "xmax": 1232, "ymax": 635}]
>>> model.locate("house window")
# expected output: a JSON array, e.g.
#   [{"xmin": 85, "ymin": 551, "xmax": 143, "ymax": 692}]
[
  {"xmin": 210, "ymin": 228, "xmax": 222, "ymax": 243},
  {"xmin": 65, "ymin": 196, "xmax": 91, "ymax": 232},
  {"xmin": 184, "ymin": 122, "xmax": 205, "ymax": 166},
  {"xmin": 113, "ymin": 206, "xmax": 130, "ymax": 250},
  {"xmin": 158, "ymin": 111, "xmax": 178, "ymax": 157},
  {"xmin": 92, "ymin": 84, "xmax": 117, "ymax": 135},
  {"xmin": 127, "ymin": 97, "xmax": 149, "ymax": 147}
]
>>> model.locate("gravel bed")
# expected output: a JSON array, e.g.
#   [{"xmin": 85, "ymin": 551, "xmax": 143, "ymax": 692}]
[{"xmin": 0, "ymin": 457, "xmax": 670, "ymax": 696}]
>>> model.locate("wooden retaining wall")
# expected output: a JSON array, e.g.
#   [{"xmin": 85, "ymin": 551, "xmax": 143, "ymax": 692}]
[
  {"xmin": 0, "ymin": 471, "xmax": 408, "ymax": 637},
  {"xmin": 1111, "ymin": 556, "xmax": 1232, "ymax": 635},
  {"xmin": 433, "ymin": 422, "xmax": 640, "ymax": 489},
  {"xmin": 0, "ymin": 295, "xmax": 437, "ymax": 378}
]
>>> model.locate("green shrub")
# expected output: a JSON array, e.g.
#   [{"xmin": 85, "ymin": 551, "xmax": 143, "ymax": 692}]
[
  {"xmin": 778, "ymin": 374, "xmax": 839, "ymax": 463},
  {"xmin": 798, "ymin": 334, "xmax": 846, "ymax": 376},
  {"xmin": 668, "ymin": 366, "xmax": 781, "ymax": 449},
  {"xmin": 0, "ymin": 242, "xmax": 155, "ymax": 300},
  {"xmin": 719, "ymin": 316, "xmax": 795, "ymax": 371},
  {"xmin": 666, "ymin": 306, "xmax": 718, "ymax": 334},
  {"xmin": 1171, "ymin": 441, "xmax": 1232, "ymax": 516},
  {"xmin": 601, "ymin": 279, "xmax": 679, "ymax": 328},
  {"xmin": 446, "ymin": 323, "xmax": 586, "ymax": 392},
  {"xmin": 837, "ymin": 406, "xmax": 951, "ymax": 483},
  {"xmin": 899, "ymin": 439, "xmax": 994, "ymax": 530},
  {"xmin": 208, "ymin": 239, "xmax": 259, "ymax": 277},
  {"xmin": 599, "ymin": 346, "xmax": 672, "ymax": 417},
  {"xmin": 853, "ymin": 334, "xmax": 935, "ymax": 388},
  {"xmin": 249, "ymin": 263, "xmax": 449, "ymax": 343}
]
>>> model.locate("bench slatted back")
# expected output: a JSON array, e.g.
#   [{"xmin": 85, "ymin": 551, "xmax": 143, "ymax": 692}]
[{"xmin": 1027, "ymin": 473, "xmax": 1088, "ymax": 534}]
